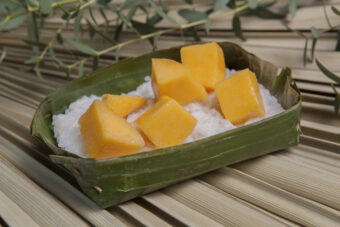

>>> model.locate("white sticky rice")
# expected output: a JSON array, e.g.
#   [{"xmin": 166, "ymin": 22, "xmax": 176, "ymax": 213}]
[{"xmin": 52, "ymin": 69, "xmax": 284, "ymax": 158}]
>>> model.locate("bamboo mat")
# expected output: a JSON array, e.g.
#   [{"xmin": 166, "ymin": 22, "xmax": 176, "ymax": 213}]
[{"xmin": 0, "ymin": 1, "xmax": 339, "ymax": 226}]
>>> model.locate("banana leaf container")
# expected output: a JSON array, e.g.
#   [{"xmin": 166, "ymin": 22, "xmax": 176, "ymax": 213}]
[{"xmin": 31, "ymin": 42, "xmax": 301, "ymax": 208}]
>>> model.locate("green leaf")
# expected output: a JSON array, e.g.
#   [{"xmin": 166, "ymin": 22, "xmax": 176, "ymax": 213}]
[
  {"xmin": 65, "ymin": 38, "xmax": 97, "ymax": 55},
  {"xmin": 178, "ymin": 9, "xmax": 207, "ymax": 22},
  {"xmin": 27, "ymin": 13, "xmax": 39, "ymax": 54},
  {"xmin": 226, "ymin": 0, "xmax": 236, "ymax": 9},
  {"xmin": 232, "ymin": 14, "xmax": 246, "ymax": 41},
  {"xmin": 331, "ymin": 6, "xmax": 340, "ymax": 16},
  {"xmin": 66, "ymin": 67, "xmax": 70, "ymax": 79},
  {"xmin": 34, "ymin": 67, "xmax": 42, "ymax": 79},
  {"xmin": 97, "ymin": 0, "xmax": 112, "ymax": 5},
  {"xmin": 248, "ymin": 0, "xmax": 258, "ymax": 9},
  {"xmin": 289, "ymin": 0, "xmax": 297, "ymax": 18},
  {"xmin": 131, "ymin": 20, "xmax": 156, "ymax": 35},
  {"xmin": 120, "ymin": 0, "xmax": 145, "ymax": 11},
  {"xmin": 64, "ymin": 16, "xmax": 69, "ymax": 28},
  {"xmin": 58, "ymin": 5, "xmax": 69, "ymax": 15},
  {"xmin": 86, "ymin": 19, "xmax": 116, "ymax": 44},
  {"xmin": 126, "ymin": 5, "xmax": 138, "ymax": 21},
  {"xmin": 40, "ymin": 0, "xmax": 52, "ymax": 16},
  {"xmin": 74, "ymin": 9, "xmax": 83, "ymax": 39},
  {"xmin": 131, "ymin": 20, "xmax": 156, "ymax": 46},
  {"xmin": 0, "ymin": 14, "xmax": 27, "ymax": 31},
  {"xmin": 114, "ymin": 22, "xmax": 123, "ymax": 42},
  {"xmin": 179, "ymin": 28, "xmax": 185, "ymax": 42},
  {"xmin": 184, "ymin": 0, "xmax": 193, "ymax": 4},
  {"xmin": 39, "ymin": 16, "xmax": 45, "ymax": 33},
  {"xmin": 78, "ymin": 60, "xmax": 84, "ymax": 77},
  {"xmin": 205, "ymin": 18, "xmax": 211, "ymax": 34},
  {"xmin": 115, "ymin": 47, "xmax": 120, "ymax": 62},
  {"xmin": 40, "ymin": 60, "xmax": 46, "ymax": 68},
  {"xmin": 335, "ymin": 30, "xmax": 340, "ymax": 51},
  {"xmin": 88, "ymin": 6, "xmax": 97, "ymax": 24},
  {"xmin": 65, "ymin": 15, "xmax": 70, "ymax": 28},
  {"xmin": 310, "ymin": 26, "xmax": 319, "ymax": 38},
  {"xmin": 28, "ymin": 0, "xmax": 39, "ymax": 7},
  {"xmin": 24, "ymin": 56, "xmax": 41, "ymax": 64},
  {"xmin": 260, "ymin": 1, "xmax": 277, "ymax": 8},
  {"xmin": 190, "ymin": 27, "xmax": 201, "ymax": 41},
  {"xmin": 149, "ymin": 0, "xmax": 178, "ymax": 25},
  {"xmin": 334, "ymin": 95, "xmax": 340, "ymax": 114},
  {"xmin": 205, "ymin": 8, "xmax": 214, "ymax": 15},
  {"xmin": 108, "ymin": 5, "xmax": 131, "ymax": 27},
  {"xmin": 251, "ymin": 7, "xmax": 285, "ymax": 19},
  {"xmin": 311, "ymin": 38, "xmax": 317, "ymax": 61},
  {"xmin": 152, "ymin": 34, "xmax": 160, "ymax": 51},
  {"xmin": 0, "ymin": 1, "xmax": 17, "ymax": 14},
  {"xmin": 48, "ymin": 46, "xmax": 65, "ymax": 67},
  {"xmin": 99, "ymin": 8, "xmax": 109, "ymax": 23},
  {"xmin": 315, "ymin": 59, "xmax": 340, "ymax": 84},
  {"xmin": 57, "ymin": 33, "xmax": 63, "ymax": 44},
  {"xmin": 331, "ymin": 84, "xmax": 340, "ymax": 114},
  {"xmin": 93, "ymin": 56, "xmax": 99, "ymax": 71},
  {"xmin": 213, "ymin": 0, "xmax": 230, "ymax": 11},
  {"xmin": 87, "ymin": 21, "xmax": 96, "ymax": 39},
  {"xmin": 303, "ymin": 38, "xmax": 308, "ymax": 66},
  {"xmin": 147, "ymin": 14, "xmax": 162, "ymax": 25}
]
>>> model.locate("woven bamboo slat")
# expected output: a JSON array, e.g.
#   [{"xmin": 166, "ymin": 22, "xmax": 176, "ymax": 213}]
[
  {"xmin": 235, "ymin": 155, "xmax": 340, "ymax": 210},
  {"xmin": 163, "ymin": 180, "xmax": 291, "ymax": 226},
  {"xmin": 0, "ymin": 190, "xmax": 39, "ymax": 227},
  {"xmin": 0, "ymin": 151, "xmax": 88, "ymax": 226},
  {"xmin": 141, "ymin": 192, "xmax": 223, "ymax": 226},
  {"xmin": 202, "ymin": 167, "xmax": 340, "ymax": 226}
]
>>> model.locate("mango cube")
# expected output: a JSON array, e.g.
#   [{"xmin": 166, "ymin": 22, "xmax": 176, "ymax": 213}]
[
  {"xmin": 102, "ymin": 94, "xmax": 146, "ymax": 117},
  {"xmin": 215, "ymin": 68, "xmax": 265, "ymax": 125},
  {"xmin": 135, "ymin": 96, "xmax": 197, "ymax": 148},
  {"xmin": 79, "ymin": 100, "xmax": 145, "ymax": 159},
  {"xmin": 151, "ymin": 58, "xmax": 207, "ymax": 104},
  {"xmin": 181, "ymin": 42, "xmax": 226, "ymax": 91}
]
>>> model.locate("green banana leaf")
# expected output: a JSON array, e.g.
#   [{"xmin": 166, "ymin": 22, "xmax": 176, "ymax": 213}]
[{"xmin": 31, "ymin": 42, "xmax": 301, "ymax": 208}]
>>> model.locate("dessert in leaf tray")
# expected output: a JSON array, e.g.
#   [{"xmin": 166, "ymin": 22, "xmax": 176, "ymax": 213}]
[{"xmin": 31, "ymin": 42, "xmax": 301, "ymax": 208}]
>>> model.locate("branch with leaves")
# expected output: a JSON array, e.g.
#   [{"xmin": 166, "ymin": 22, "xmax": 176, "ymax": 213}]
[
  {"xmin": 283, "ymin": 2, "xmax": 340, "ymax": 114},
  {"xmin": 0, "ymin": 0, "xmax": 339, "ymax": 113},
  {"xmin": 0, "ymin": 0, "xmax": 289, "ymax": 77}
]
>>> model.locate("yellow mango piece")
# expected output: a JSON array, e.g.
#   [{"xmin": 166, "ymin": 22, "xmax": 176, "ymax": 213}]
[
  {"xmin": 151, "ymin": 58, "xmax": 207, "ymax": 104},
  {"xmin": 181, "ymin": 42, "xmax": 226, "ymax": 91},
  {"xmin": 215, "ymin": 68, "xmax": 265, "ymax": 125},
  {"xmin": 135, "ymin": 96, "xmax": 197, "ymax": 148},
  {"xmin": 102, "ymin": 94, "xmax": 146, "ymax": 117},
  {"xmin": 79, "ymin": 100, "xmax": 145, "ymax": 159}
]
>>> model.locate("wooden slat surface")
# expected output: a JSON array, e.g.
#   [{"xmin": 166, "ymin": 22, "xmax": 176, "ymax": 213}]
[
  {"xmin": 0, "ymin": 0, "xmax": 339, "ymax": 226},
  {"xmin": 0, "ymin": 190, "xmax": 39, "ymax": 227}
]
